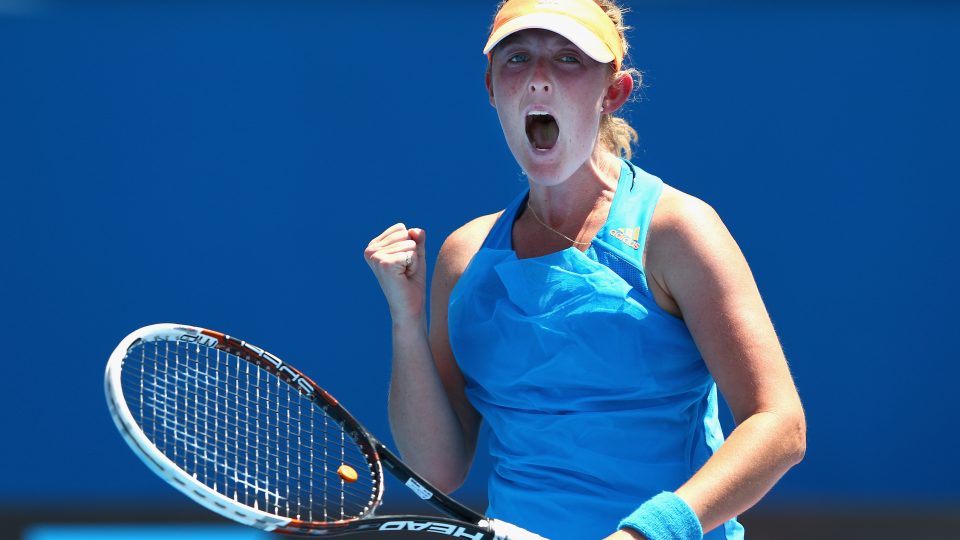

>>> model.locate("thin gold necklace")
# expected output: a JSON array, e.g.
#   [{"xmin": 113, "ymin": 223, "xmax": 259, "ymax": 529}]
[{"xmin": 526, "ymin": 199, "xmax": 592, "ymax": 247}]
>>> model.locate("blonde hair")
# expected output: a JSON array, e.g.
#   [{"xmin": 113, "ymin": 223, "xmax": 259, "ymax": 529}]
[
  {"xmin": 487, "ymin": 0, "xmax": 642, "ymax": 159},
  {"xmin": 593, "ymin": 0, "xmax": 640, "ymax": 160}
]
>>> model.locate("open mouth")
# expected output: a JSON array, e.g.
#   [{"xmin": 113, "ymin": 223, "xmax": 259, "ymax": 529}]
[{"xmin": 525, "ymin": 111, "xmax": 559, "ymax": 151}]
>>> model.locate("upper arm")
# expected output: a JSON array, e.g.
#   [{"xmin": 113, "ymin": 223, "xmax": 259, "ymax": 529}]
[
  {"xmin": 647, "ymin": 191, "xmax": 803, "ymax": 425},
  {"xmin": 428, "ymin": 213, "xmax": 501, "ymax": 452}
]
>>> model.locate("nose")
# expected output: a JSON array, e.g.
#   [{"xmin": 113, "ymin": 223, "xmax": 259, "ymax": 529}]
[{"xmin": 528, "ymin": 57, "xmax": 551, "ymax": 94}]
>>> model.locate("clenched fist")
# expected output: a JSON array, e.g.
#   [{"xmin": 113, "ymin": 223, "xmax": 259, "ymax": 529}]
[{"xmin": 364, "ymin": 223, "xmax": 427, "ymax": 324}]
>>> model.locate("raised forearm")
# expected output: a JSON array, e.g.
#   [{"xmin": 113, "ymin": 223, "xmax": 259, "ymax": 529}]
[{"xmin": 387, "ymin": 319, "xmax": 473, "ymax": 492}]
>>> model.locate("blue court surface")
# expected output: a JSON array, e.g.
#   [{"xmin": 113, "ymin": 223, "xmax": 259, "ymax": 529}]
[{"xmin": 24, "ymin": 524, "xmax": 271, "ymax": 540}]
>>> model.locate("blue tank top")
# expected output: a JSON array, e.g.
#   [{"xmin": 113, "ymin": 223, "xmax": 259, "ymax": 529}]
[{"xmin": 448, "ymin": 160, "xmax": 743, "ymax": 540}]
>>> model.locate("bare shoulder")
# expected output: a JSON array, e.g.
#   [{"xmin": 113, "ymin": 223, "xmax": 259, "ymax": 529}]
[
  {"xmin": 648, "ymin": 184, "xmax": 735, "ymax": 264},
  {"xmin": 651, "ymin": 184, "xmax": 723, "ymax": 239},
  {"xmin": 647, "ymin": 184, "xmax": 745, "ymax": 304},
  {"xmin": 434, "ymin": 211, "xmax": 503, "ymax": 291}
]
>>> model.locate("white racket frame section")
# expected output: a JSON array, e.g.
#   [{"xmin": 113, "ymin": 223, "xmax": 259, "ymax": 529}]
[{"xmin": 104, "ymin": 323, "xmax": 292, "ymax": 532}]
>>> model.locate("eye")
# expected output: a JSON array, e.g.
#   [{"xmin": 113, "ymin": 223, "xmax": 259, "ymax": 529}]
[
  {"xmin": 558, "ymin": 54, "xmax": 581, "ymax": 64},
  {"xmin": 508, "ymin": 53, "xmax": 529, "ymax": 64}
]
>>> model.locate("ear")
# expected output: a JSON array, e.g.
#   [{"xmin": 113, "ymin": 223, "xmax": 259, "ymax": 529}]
[
  {"xmin": 485, "ymin": 68, "xmax": 496, "ymax": 107},
  {"xmin": 601, "ymin": 71, "xmax": 634, "ymax": 115}
]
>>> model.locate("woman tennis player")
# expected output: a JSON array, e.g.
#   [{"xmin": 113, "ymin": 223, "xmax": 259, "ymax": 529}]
[{"xmin": 364, "ymin": 1, "xmax": 806, "ymax": 538}]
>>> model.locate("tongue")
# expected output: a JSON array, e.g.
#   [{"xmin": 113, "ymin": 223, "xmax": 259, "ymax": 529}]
[{"xmin": 530, "ymin": 117, "xmax": 559, "ymax": 150}]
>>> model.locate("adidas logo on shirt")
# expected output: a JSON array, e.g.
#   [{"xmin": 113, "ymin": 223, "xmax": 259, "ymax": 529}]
[{"xmin": 609, "ymin": 227, "xmax": 641, "ymax": 250}]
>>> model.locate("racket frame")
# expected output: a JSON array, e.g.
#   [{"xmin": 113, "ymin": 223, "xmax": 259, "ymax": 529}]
[{"xmin": 105, "ymin": 323, "xmax": 492, "ymax": 538}]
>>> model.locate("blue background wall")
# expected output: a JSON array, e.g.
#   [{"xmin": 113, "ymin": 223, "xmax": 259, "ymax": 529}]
[{"xmin": 1, "ymin": 0, "xmax": 958, "ymax": 522}]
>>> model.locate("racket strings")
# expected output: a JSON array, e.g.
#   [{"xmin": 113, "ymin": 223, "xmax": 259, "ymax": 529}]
[
  {"xmin": 116, "ymin": 403, "xmax": 373, "ymax": 500},
  {"xmin": 121, "ymin": 338, "xmax": 378, "ymax": 522},
  {"xmin": 123, "ymin": 379, "xmax": 367, "ymax": 465}
]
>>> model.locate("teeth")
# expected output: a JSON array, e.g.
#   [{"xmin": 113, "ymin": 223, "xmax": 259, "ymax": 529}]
[{"xmin": 528, "ymin": 110, "xmax": 550, "ymax": 116}]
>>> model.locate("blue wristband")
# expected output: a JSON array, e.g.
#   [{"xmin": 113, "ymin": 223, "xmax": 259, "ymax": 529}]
[{"xmin": 618, "ymin": 492, "xmax": 703, "ymax": 540}]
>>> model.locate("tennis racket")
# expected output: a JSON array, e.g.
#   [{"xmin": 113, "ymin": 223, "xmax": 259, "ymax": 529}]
[{"xmin": 105, "ymin": 323, "xmax": 545, "ymax": 539}]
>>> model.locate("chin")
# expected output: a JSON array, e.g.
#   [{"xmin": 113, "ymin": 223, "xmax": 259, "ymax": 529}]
[
  {"xmin": 517, "ymin": 144, "xmax": 589, "ymax": 187},
  {"xmin": 521, "ymin": 162, "xmax": 570, "ymax": 186}
]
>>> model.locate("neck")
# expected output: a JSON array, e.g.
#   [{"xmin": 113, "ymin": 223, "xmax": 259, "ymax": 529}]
[{"xmin": 526, "ymin": 150, "xmax": 622, "ymax": 230}]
